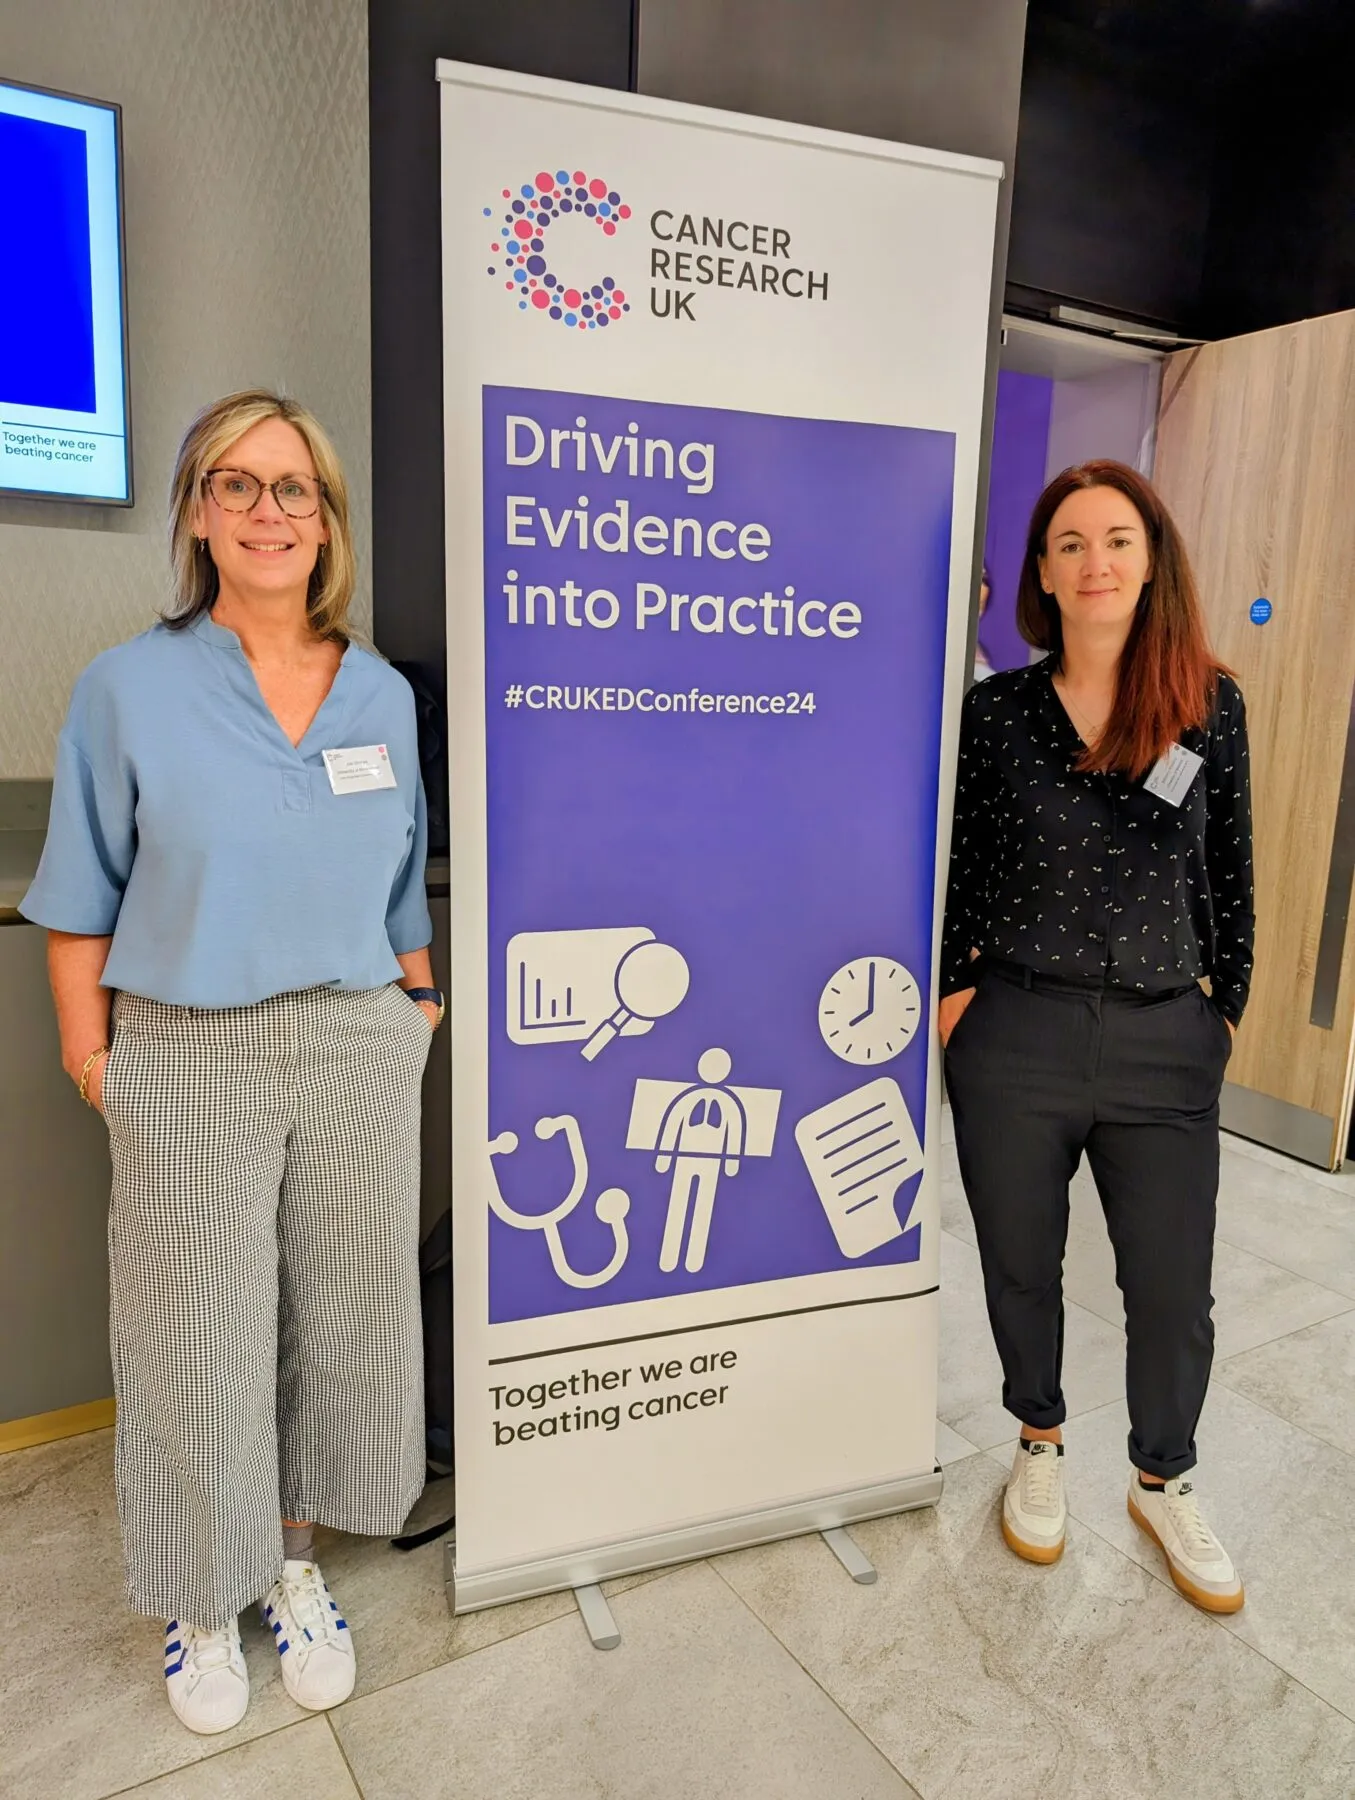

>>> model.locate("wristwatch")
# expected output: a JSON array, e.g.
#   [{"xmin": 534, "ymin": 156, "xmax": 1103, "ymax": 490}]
[{"xmin": 405, "ymin": 986, "xmax": 446, "ymax": 1028}]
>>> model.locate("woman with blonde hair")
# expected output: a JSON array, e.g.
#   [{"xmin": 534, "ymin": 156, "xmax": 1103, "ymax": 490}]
[{"xmin": 23, "ymin": 391, "xmax": 442, "ymax": 1732}]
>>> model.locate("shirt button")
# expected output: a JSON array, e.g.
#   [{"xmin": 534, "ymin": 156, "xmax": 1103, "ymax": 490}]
[{"xmin": 1100, "ymin": 885, "xmax": 1110, "ymax": 894}]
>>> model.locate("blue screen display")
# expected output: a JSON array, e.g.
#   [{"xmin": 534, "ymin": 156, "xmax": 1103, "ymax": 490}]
[
  {"xmin": 0, "ymin": 81, "xmax": 130, "ymax": 502},
  {"xmin": 0, "ymin": 114, "xmax": 98, "ymax": 413}
]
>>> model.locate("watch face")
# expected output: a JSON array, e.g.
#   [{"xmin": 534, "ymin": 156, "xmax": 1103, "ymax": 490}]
[{"xmin": 817, "ymin": 957, "xmax": 922, "ymax": 1065}]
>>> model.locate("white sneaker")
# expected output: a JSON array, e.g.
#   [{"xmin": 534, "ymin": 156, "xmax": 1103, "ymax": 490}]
[
  {"xmin": 1128, "ymin": 1472, "xmax": 1245, "ymax": 1613},
  {"xmin": 261, "ymin": 1559, "xmax": 356, "ymax": 1710},
  {"xmin": 1002, "ymin": 1439, "xmax": 1067, "ymax": 1564},
  {"xmin": 163, "ymin": 1616, "xmax": 249, "ymax": 1734}
]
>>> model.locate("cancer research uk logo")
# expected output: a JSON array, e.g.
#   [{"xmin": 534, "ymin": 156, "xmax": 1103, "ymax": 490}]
[
  {"xmin": 485, "ymin": 170, "xmax": 832, "ymax": 328},
  {"xmin": 485, "ymin": 169, "xmax": 633, "ymax": 330}
]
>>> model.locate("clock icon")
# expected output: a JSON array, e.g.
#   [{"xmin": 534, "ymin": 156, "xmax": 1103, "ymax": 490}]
[{"xmin": 817, "ymin": 957, "xmax": 922, "ymax": 1065}]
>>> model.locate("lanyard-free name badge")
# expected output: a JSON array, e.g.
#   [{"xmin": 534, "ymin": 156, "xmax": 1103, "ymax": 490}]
[
  {"xmin": 1143, "ymin": 743, "xmax": 1204, "ymax": 807},
  {"xmin": 322, "ymin": 744, "xmax": 398, "ymax": 795}
]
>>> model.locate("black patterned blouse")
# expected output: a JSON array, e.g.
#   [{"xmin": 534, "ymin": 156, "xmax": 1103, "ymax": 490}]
[{"xmin": 940, "ymin": 661, "xmax": 1254, "ymax": 1024}]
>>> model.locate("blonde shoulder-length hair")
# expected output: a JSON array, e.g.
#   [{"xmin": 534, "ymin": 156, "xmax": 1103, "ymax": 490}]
[{"xmin": 165, "ymin": 389, "xmax": 357, "ymax": 641}]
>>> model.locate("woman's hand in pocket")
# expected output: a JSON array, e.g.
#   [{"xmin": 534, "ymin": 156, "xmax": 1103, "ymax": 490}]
[
  {"xmin": 76, "ymin": 1046, "xmax": 109, "ymax": 1117},
  {"xmin": 939, "ymin": 987, "xmax": 977, "ymax": 1049}
]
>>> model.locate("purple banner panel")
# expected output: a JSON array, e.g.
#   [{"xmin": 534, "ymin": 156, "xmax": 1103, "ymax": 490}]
[
  {"xmin": 981, "ymin": 369, "xmax": 1053, "ymax": 675},
  {"xmin": 482, "ymin": 384, "xmax": 954, "ymax": 1322}
]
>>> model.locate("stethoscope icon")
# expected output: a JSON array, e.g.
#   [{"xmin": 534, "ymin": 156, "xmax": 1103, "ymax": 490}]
[{"xmin": 488, "ymin": 1115, "xmax": 630, "ymax": 1288}]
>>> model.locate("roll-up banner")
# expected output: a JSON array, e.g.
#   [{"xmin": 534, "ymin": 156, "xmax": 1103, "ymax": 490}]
[{"xmin": 438, "ymin": 59, "xmax": 1001, "ymax": 1611}]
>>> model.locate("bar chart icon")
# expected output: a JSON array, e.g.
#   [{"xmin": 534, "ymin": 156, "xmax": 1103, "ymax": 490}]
[{"xmin": 518, "ymin": 961, "xmax": 586, "ymax": 1032}]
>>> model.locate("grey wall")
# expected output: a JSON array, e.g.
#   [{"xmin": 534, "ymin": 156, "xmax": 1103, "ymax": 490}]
[
  {"xmin": 637, "ymin": 0, "xmax": 1025, "ymax": 162},
  {"xmin": 1044, "ymin": 362, "xmax": 1161, "ymax": 484},
  {"xmin": 0, "ymin": 0, "xmax": 371, "ymax": 778},
  {"xmin": 368, "ymin": 0, "xmax": 634, "ymax": 675},
  {"xmin": 0, "ymin": 920, "xmax": 115, "ymax": 1418}
]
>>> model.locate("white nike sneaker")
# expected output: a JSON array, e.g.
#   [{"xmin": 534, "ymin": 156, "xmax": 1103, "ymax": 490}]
[
  {"xmin": 1002, "ymin": 1439, "xmax": 1067, "ymax": 1564},
  {"xmin": 163, "ymin": 1616, "xmax": 249, "ymax": 1734},
  {"xmin": 261, "ymin": 1559, "xmax": 356, "ymax": 1710},
  {"xmin": 1128, "ymin": 1472, "xmax": 1245, "ymax": 1613}
]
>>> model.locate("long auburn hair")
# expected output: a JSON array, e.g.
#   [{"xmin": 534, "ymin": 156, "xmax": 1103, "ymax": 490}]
[{"xmin": 1016, "ymin": 461, "xmax": 1223, "ymax": 780}]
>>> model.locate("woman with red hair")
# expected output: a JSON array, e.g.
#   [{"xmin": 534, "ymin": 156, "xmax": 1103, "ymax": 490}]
[{"xmin": 940, "ymin": 461, "xmax": 1253, "ymax": 1614}]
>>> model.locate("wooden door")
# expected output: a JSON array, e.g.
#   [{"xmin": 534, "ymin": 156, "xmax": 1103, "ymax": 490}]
[{"xmin": 1153, "ymin": 310, "xmax": 1355, "ymax": 1168}]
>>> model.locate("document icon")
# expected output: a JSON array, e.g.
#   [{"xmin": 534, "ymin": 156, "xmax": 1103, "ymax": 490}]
[{"xmin": 795, "ymin": 1078, "xmax": 923, "ymax": 1259}]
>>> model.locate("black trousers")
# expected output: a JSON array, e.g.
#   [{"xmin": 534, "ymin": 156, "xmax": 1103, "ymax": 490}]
[{"xmin": 944, "ymin": 962, "xmax": 1232, "ymax": 1480}]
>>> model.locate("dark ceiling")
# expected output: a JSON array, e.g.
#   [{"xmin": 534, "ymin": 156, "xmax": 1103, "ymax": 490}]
[{"xmin": 1009, "ymin": 0, "xmax": 1355, "ymax": 335}]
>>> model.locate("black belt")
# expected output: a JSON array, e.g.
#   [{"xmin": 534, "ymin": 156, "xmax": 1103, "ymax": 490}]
[{"xmin": 982, "ymin": 957, "xmax": 1198, "ymax": 1003}]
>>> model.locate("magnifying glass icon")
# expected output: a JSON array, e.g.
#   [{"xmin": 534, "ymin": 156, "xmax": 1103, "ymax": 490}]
[{"xmin": 581, "ymin": 940, "xmax": 691, "ymax": 1061}]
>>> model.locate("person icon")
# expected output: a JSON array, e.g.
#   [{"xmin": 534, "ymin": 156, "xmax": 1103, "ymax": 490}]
[
  {"xmin": 654, "ymin": 1049, "xmax": 745, "ymax": 1274},
  {"xmin": 626, "ymin": 1052, "xmax": 781, "ymax": 1277}
]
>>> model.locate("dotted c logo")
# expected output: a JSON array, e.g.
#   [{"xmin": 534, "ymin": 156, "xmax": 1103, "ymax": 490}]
[{"xmin": 486, "ymin": 170, "xmax": 632, "ymax": 330}]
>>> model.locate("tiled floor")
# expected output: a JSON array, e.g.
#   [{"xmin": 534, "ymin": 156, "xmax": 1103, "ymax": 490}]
[{"xmin": 6, "ymin": 1128, "xmax": 1355, "ymax": 1800}]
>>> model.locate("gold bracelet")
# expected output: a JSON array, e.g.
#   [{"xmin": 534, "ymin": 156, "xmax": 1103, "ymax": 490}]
[{"xmin": 78, "ymin": 1044, "xmax": 110, "ymax": 1106}]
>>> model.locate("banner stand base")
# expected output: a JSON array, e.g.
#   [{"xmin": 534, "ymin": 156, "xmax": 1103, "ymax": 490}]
[
  {"xmin": 445, "ymin": 1466, "xmax": 944, "ymax": 1616},
  {"xmin": 573, "ymin": 1584, "xmax": 622, "ymax": 1651},
  {"xmin": 821, "ymin": 1527, "xmax": 878, "ymax": 1584}
]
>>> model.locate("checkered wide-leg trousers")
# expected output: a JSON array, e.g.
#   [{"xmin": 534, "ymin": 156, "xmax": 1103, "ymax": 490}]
[{"xmin": 102, "ymin": 983, "xmax": 431, "ymax": 1629}]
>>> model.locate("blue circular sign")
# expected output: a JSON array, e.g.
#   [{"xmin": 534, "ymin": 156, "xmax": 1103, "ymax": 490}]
[{"xmin": 1250, "ymin": 597, "xmax": 1273, "ymax": 625}]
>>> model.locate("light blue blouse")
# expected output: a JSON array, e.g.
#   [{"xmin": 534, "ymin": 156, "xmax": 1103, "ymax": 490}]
[{"xmin": 21, "ymin": 613, "xmax": 432, "ymax": 1007}]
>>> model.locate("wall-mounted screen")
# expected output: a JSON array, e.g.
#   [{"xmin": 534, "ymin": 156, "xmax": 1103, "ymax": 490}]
[{"xmin": 0, "ymin": 78, "xmax": 131, "ymax": 504}]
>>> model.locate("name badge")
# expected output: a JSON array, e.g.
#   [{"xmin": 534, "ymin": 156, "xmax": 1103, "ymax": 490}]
[
  {"xmin": 1143, "ymin": 743, "xmax": 1203, "ymax": 807},
  {"xmin": 322, "ymin": 745, "xmax": 398, "ymax": 795}
]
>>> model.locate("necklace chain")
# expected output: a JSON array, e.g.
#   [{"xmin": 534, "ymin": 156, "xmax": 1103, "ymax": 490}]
[{"xmin": 1055, "ymin": 676, "xmax": 1106, "ymax": 744}]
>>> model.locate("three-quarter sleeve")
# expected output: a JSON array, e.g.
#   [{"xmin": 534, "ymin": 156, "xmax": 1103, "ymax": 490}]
[
  {"xmin": 939, "ymin": 685, "xmax": 1000, "ymax": 997},
  {"xmin": 386, "ymin": 763, "xmax": 433, "ymax": 955},
  {"xmin": 1203, "ymin": 677, "xmax": 1255, "ymax": 1025},
  {"xmin": 20, "ymin": 677, "xmax": 136, "ymax": 936}
]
